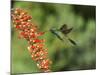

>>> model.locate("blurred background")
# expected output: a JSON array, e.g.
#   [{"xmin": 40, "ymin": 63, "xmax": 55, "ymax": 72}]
[{"xmin": 11, "ymin": 1, "xmax": 96, "ymax": 74}]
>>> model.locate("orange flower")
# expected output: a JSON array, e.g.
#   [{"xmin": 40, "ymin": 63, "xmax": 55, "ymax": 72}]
[{"xmin": 11, "ymin": 8, "xmax": 52, "ymax": 72}]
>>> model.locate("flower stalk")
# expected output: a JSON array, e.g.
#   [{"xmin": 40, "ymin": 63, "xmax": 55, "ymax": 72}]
[{"xmin": 11, "ymin": 8, "xmax": 52, "ymax": 72}]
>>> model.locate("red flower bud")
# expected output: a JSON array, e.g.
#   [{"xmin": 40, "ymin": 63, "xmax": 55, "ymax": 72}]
[{"xmin": 16, "ymin": 25, "xmax": 20, "ymax": 29}]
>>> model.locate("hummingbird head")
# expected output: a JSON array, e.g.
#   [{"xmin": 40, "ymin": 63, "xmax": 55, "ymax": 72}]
[
  {"xmin": 50, "ymin": 27, "xmax": 60, "ymax": 37},
  {"xmin": 49, "ymin": 27, "xmax": 57, "ymax": 32}
]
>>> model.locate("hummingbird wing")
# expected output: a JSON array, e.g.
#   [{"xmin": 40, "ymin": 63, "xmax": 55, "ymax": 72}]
[
  {"xmin": 60, "ymin": 24, "xmax": 73, "ymax": 35},
  {"xmin": 60, "ymin": 24, "xmax": 68, "ymax": 33}
]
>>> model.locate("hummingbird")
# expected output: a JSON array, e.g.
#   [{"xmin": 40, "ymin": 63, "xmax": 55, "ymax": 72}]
[{"xmin": 50, "ymin": 24, "xmax": 76, "ymax": 45}]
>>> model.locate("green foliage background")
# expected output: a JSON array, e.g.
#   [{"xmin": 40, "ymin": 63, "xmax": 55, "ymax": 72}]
[{"xmin": 11, "ymin": 1, "xmax": 96, "ymax": 74}]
